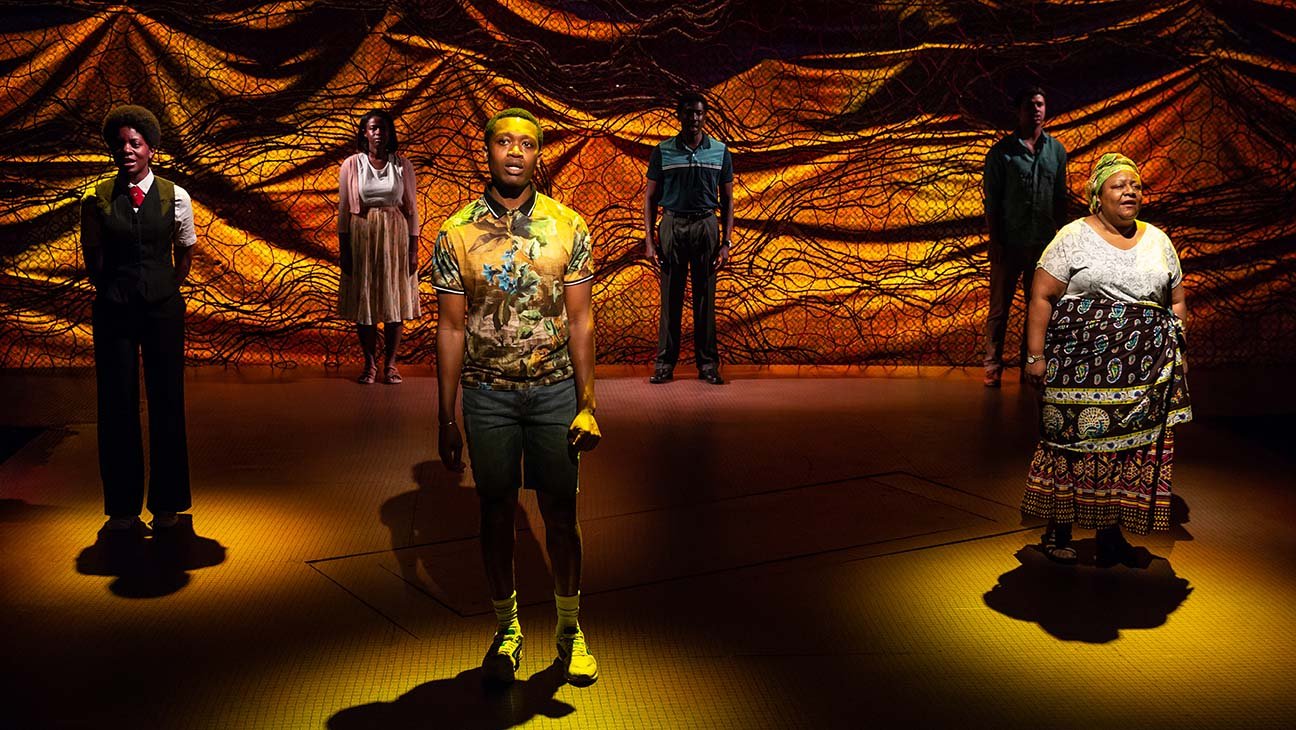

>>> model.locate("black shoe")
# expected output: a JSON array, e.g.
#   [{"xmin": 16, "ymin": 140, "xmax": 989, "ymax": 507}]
[
  {"xmin": 699, "ymin": 370, "xmax": 724, "ymax": 385},
  {"xmin": 1096, "ymin": 528, "xmax": 1141, "ymax": 568},
  {"xmin": 649, "ymin": 368, "xmax": 674, "ymax": 384}
]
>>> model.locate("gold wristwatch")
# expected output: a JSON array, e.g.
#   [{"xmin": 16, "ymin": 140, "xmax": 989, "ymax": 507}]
[{"xmin": 1025, "ymin": 354, "xmax": 1044, "ymax": 364}]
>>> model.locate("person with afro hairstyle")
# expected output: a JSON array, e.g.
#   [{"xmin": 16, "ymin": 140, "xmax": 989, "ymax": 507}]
[{"xmin": 80, "ymin": 104, "xmax": 197, "ymax": 535}]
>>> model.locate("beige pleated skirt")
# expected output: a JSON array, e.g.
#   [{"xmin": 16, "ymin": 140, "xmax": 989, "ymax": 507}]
[{"xmin": 337, "ymin": 207, "xmax": 421, "ymax": 325}]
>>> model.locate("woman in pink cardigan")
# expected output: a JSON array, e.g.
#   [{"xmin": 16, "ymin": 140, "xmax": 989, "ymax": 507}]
[{"xmin": 337, "ymin": 110, "xmax": 421, "ymax": 384}]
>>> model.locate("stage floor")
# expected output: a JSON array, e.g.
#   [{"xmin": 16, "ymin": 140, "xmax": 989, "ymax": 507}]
[{"xmin": 1, "ymin": 366, "xmax": 1293, "ymax": 728}]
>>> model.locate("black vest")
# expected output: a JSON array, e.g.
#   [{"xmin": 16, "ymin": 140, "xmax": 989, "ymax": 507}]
[{"xmin": 91, "ymin": 175, "xmax": 178, "ymax": 304}]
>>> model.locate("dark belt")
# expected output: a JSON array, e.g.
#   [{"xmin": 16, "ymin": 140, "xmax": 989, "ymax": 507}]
[{"xmin": 665, "ymin": 210, "xmax": 715, "ymax": 222}]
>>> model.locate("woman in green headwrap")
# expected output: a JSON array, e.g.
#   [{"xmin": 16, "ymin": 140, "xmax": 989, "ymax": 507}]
[{"xmin": 1020, "ymin": 153, "xmax": 1191, "ymax": 565}]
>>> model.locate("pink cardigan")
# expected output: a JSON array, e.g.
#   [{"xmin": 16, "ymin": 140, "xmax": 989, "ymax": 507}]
[{"xmin": 337, "ymin": 153, "xmax": 419, "ymax": 234}]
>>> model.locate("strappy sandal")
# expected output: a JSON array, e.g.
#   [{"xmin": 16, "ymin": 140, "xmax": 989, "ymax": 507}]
[
  {"xmin": 357, "ymin": 363, "xmax": 378, "ymax": 384},
  {"xmin": 383, "ymin": 365, "xmax": 403, "ymax": 385},
  {"xmin": 1041, "ymin": 528, "xmax": 1078, "ymax": 565}
]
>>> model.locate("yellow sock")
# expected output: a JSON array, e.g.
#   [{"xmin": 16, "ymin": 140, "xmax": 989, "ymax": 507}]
[
  {"xmin": 492, "ymin": 591, "xmax": 520, "ymax": 631},
  {"xmin": 555, "ymin": 591, "xmax": 580, "ymax": 633}
]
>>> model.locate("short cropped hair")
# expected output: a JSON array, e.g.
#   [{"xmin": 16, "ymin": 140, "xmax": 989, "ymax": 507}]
[
  {"xmin": 1013, "ymin": 85, "xmax": 1046, "ymax": 108},
  {"xmin": 102, "ymin": 105, "xmax": 161, "ymax": 149},
  {"xmin": 676, "ymin": 92, "xmax": 708, "ymax": 115},
  {"xmin": 355, "ymin": 110, "xmax": 399, "ymax": 155},
  {"xmin": 484, "ymin": 108, "xmax": 544, "ymax": 149}
]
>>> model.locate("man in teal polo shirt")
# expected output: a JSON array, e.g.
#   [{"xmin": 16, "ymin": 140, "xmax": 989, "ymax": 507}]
[
  {"xmin": 643, "ymin": 92, "xmax": 735, "ymax": 385},
  {"xmin": 983, "ymin": 85, "xmax": 1069, "ymax": 387}
]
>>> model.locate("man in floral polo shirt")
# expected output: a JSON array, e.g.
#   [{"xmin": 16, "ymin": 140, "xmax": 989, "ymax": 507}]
[{"xmin": 432, "ymin": 108, "xmax": 601, "ymax": 686}]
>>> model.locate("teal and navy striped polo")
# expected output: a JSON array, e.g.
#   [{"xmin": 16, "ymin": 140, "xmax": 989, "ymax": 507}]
[{"xmin": 646, "ymin": 133, "xmax": 734, "ymax": 214}]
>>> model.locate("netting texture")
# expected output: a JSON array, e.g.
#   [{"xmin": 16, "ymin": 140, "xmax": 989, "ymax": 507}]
[{"xmin": 3, "ymin": 1, "xmax": 1294, "ymax": 368}]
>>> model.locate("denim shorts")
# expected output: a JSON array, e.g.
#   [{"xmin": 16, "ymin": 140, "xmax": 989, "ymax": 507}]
[{"xmin": 461, "ymin": 379, "xmax": 580, "ymax": 497}]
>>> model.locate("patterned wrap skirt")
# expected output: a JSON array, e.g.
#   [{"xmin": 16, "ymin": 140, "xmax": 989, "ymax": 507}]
[
  {"xmin": 337, "ymin": 207, "xmax": 421, "ymax": 325},
  {"xmin": 1022, "ymin": 297, "xmax": 1191, "ymax": 534}
]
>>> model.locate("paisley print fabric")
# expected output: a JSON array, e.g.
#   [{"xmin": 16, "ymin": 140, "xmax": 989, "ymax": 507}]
[
  {"xmin": 1022, "ymin": 296, "xmax": 1191, "ymax": 533},
  {"xmin": 1037, "ymin": 297, "xmax": 1190, "ymax": 452}
]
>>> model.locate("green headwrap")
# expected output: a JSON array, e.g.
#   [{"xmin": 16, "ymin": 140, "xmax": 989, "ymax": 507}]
[{"xmin": 1087, "ymin": 153, "xmax": 1140, "ymax": 213}]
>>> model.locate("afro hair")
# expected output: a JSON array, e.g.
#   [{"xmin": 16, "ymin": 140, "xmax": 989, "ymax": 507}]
[{"xmin": 102, "ymin": 105, "xmax": 161, "ymax": 149}]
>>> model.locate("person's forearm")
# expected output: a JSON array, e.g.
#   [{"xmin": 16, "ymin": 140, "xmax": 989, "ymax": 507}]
[
  {"xmin": 1054, "ymin": 163, "xmax": 1069, "ymax": 225},
  {"xmin": 174, "ymin": 246, "xmax": 194, "ymax": 283},
  {"xmin": 83, "ymin": 245, "xmax": 102, "ymax": 281},
  {"xmin": 1026, "ymin": 292, "xmax": 1054, "ymax": 356},
  {"xmin": 436, "ymin": 328, "xmax": 465, "ymax": 424},
  {"xmin": 81, "ymin": 202, "xmax": 102, "ymax": 281},
  {"xmin": 568, "ymin": 312, "xmax": 597, "ymax": 414},
  {"xmin": 985, "ymin": 212, "xmax": 1003, "ymax": 245},
  {"xmin": 339, "ymin": 231, "xmax": 355, "ymax": 276},
  {"xmin": 720, "ymin": 192, "xmax": 734, "ymax": 243},
  {"xmin": 643, "ymin": 199, "xmax": 657, "ymax": 240}
]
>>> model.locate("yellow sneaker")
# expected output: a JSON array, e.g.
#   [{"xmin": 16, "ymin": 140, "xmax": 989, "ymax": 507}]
[
  {"xmin": 482, "ymin": 625, "xmax": 523, "ymax": 684},
  {"xmin": 555, "ymin": 625, "xmax": 599, "ymax": 686}
]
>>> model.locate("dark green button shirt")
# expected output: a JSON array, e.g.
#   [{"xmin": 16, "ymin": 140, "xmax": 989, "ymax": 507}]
[{"xmin": 983, "ymin": 131, "xmax": 1068, "ymax": 250}]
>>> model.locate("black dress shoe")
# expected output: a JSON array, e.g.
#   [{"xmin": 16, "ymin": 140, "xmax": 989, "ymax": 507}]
[
  {"xmin": 699, "ymin": 370, "xmax": 724, "ymax": 385},
  {"xmin": 649, "ymin": 368, "xmax": 674, "ymax": 384}
]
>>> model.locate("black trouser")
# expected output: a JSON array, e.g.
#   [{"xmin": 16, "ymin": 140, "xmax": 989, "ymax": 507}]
[
  {"xmin": 92, "ymin": 292, "xmax": 190, "ymax": 518},
  {"xmin": 983, "ymin": 242, "xmax": 1044, "ymax": 369},
  {"xmin": 655, "ymin": 210, "xmax": 720, "ymax": 372}
]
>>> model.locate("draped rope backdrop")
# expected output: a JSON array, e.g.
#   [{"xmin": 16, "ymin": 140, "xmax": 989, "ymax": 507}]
[{"xmin": 2, "ymin": 1, "xmax": 1294, "ymax": 368}]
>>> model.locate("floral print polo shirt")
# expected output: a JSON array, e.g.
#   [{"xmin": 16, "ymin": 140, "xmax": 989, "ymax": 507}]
[{"xmin": 431, "ymin": 188, "xmax": 595, "ymax": 389}]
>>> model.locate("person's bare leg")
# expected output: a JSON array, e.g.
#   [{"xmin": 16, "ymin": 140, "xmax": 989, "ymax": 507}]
[
  {"xmin": 480, "ymin": 493, "xmax": 519, "ymax": 601},
  {"xmin": 479, "ymin": 492, "xmax": 523, "ymax": 683},
  {"xmin": 356, "ymin": 324, "xmax": 378, "ymax": 383},
  {"xmin": 538, "ymin": 492, "xmax": 582, "ymax": 597},
  {"xmin": 382, "ymin": 322, "xmax": 403, "ymax": 383},
  {"xmin": 539, "ymin": 490, "xmax": 597, "ymax": 684}
]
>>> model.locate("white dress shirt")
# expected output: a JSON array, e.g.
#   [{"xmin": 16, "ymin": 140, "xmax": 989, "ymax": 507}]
[{"xmin": 120, "ymin": 169, "xmax": 198, "ymax": 248}]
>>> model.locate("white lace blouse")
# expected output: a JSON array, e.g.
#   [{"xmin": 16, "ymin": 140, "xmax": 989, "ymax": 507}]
[{"xmin": 1037, "ymin": 218, "xmax": 1184, "ymax": 305}]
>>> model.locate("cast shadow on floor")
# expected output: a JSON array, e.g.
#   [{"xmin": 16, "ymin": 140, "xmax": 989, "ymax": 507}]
[
  {"xmin": 74, "ymin": 514, "xmax": 226, "ymax": 598},
  {"xmin": 381, "ymin": 461, "xmax": 480, "ymax": 559},
  {"xmin": 380, "ymin": 461, "xmax": 552, "ymax": 616},
  {"xmin": 327, "ymin": 664, "xmax": 574, "ymax": 730},
  {"xmin": 983, "ymin": 538, "xmax": 1192, "ymax": 643}
]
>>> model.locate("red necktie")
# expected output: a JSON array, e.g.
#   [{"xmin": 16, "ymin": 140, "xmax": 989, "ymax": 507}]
[{"xmin": 129, "ymin": 185, "xmax": 145, "ymax": 208}]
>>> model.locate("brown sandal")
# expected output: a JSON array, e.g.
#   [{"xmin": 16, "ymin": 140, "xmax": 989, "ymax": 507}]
[
  {"xmin": 357, "ymin": 364, "xmax": 378, "ymax": 384},
  {"xmin": 383, "ymin": 366, "xmax": 402, "ymax": 384}
]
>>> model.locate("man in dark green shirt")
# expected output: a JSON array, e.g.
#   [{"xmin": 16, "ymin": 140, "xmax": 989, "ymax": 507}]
[{"xmin": 982, "ymin": 85, "xmax": 1068, "ymax": 387}]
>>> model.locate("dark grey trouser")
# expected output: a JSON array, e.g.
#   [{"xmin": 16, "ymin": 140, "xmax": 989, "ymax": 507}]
[
  {"xmin": 655, "ymin": 210, "xmax": 720, "ymax": 372},
  {"xmin": 93, "ymin": 291, "xmax": 190, "ymax": 518},
  {"xmin": 984, "ymin": 242, "xmax": 1044, "ymax": 369}
]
